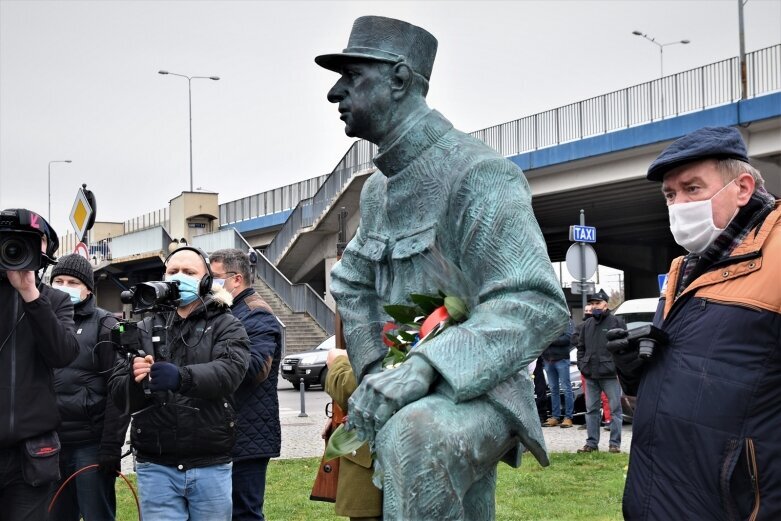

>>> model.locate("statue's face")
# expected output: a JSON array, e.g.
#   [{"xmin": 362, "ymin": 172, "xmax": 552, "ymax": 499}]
[{"xmin": 327, "ymin": 60, "xmax": 392, "ymax": 143}]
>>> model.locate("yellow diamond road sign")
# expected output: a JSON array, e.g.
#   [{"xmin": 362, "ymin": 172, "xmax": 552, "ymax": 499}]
[{"xmin": 69, "ymin": 188, "xmax": 93, "ymax": 240}]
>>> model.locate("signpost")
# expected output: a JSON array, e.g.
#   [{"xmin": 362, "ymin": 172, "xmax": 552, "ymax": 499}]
[
  {"xmin": 565, "ymin": 210, "xmax": 598, "ymax": 313},
  {"xmin": 74, "ymin": 241, "xmax": 89, "ymax": 260},
  {"xmin": 69, "ymin": 185, "xmax": 95, "ymax": 242},
  {"xmin": 658, "ymin": 274, "xmax": 668, "ymax": 296}
]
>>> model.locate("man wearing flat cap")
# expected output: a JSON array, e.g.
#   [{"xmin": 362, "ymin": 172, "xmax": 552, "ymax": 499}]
[
  {"xmin": 318, "ymin": 16, "xmax": 569, "ymax": 519},
  {"xmin": 575, "ymin": 288, "xmax": 625, "ymax": 454},
  {"xmin": 608, "ymin": 126, "xmax": 781, "ymax": 520}
]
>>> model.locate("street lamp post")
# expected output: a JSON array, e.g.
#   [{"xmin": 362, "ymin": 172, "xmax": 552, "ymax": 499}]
[
  {"xmin": 158, "ymin": 70, "xmax": 220, "ymax": 192},
  {"xmin": 48, "ymin": 160, "xmax": 72, "ymax": 223},
  {"xmin": 632, "ymin": 30, "xmax": 691, "ymax": 78}
]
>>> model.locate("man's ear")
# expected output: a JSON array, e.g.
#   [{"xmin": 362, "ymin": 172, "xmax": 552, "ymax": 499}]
[
  {"xmin": 390, "ymin": 63, "xmax": 412, "ymax": 100},
  {"xmin": 735, "ymin": 172, "xmax": 755, "ymax": 207}
]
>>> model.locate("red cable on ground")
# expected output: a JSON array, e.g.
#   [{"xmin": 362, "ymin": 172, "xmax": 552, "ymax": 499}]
[{"xmin": 48, "ymin": 463, "xmax": 142, "ymax": 520}]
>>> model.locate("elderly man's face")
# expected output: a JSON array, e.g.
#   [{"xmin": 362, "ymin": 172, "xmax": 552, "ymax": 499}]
[
  {"xmin": 327, "ymin": 60, "xmax": 392, "ymax": 143},
  {"xmin": 661, "ymin": 160, "xmax": 750, "ymax": 229}
]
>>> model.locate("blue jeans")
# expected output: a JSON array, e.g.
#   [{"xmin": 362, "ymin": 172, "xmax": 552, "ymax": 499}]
[
  {"xmin": 543, "ymin": 358, "xmax": 574, "ymax": 419},
  {"xmin": 50, "ymin": 442, "xmax": 117, "ymax": 521},
  {"xmin": 136, "ymin": 461, "xmax": 233, "ymax": 521},
  {"xmin": 584, "ymin": 378, "xmax": 623, "ymax": 449},
  {"xmin": 232, "ymin": 457, "xmax": 270, "ymax": 521}
]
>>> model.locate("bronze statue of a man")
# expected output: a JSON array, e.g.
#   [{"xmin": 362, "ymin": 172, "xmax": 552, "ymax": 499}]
[{"xmin": 317, "ymin": 16, "xmax": 569, "ymax": 520}]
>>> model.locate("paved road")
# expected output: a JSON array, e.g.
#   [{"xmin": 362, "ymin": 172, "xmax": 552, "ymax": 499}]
[{"xmin": 121, "ymin": 376, "xmax": 633, "ymax": 475}]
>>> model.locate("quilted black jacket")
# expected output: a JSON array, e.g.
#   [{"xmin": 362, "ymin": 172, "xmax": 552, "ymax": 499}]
[
  {"xmin": 230, "ymin": 288, "xmax": 282, "ymax": 460},
  {"xmin": 108, "ymin": 292, "xmax": 250, "ymax": 469}
]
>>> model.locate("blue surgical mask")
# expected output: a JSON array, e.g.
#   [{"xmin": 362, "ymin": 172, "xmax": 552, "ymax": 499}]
[
  {"xmin": 165, "ymin": 273, "xmax": 201, "ymax": 306},
  {"xmin": 54, "ymin": 284, "xmax": 83, "ymax": 304},
  {"xmin": 591, "ymin": 308, "xmax": 604, "ymax": 319}
]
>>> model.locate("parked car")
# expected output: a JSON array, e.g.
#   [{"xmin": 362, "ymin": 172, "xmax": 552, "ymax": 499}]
[
  {"xmin": 280, "ymin": 335, "xmax": 335, "ymax": 389},
  {"xmin": 613, "ymin": 297, "xmax": 659, "ymax": 330}
]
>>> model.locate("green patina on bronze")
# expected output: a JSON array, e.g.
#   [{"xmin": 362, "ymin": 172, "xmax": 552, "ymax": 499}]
[{"xmin": 318, "ymin": 16, "xmax": 569, "ymax": 520}]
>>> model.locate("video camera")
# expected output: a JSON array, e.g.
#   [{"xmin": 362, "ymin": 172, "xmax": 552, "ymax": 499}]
[
  {"xmin": 607, "ymin": 324, "xmax": 669, "ymax": 360},
  {"xmin": 120, "ymin": 280, "xmax": 181, "ymax": 313},
  {"xmin": 0, "ymin": 209, "xmax": 51, "ymax": 272}
]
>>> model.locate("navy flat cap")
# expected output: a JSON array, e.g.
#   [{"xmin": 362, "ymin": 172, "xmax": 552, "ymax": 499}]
[{"xmin": 647, "ymin": 126, "xmax": 749, "ymax": 182}]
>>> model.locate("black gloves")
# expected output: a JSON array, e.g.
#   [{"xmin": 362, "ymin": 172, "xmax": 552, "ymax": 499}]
[
  {"xmin": 98, "ymin": 452, "xmax": 121, "ymax": 477},
  {"xmin": 149, "ymin": 361, "xmax": 181, "ymax": 392},
  {"xmin": 606, "ymin": 328, "xmax": 632, "ymax": 354},
  {"xmin": 606, "ymin": 328, "xmax": 645, "ymax": 374}
]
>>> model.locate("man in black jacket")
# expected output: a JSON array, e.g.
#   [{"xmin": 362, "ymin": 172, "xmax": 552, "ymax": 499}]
[
  {"xmin": 109, "ymin": 246, "xmax": 250, "ymax": 520},
  {"xmin": 576, "ymin": 289, "xmax": 625, "ymax": 453},
  {"xmin": 211, "ymin": 248, "xmax": 282, "ymax": 521},
  {"xmin": 0, "ymin": 208, "xmax": 79, "ymax": 521},
  {"xmin": 50, "ymin": 254, "xmax": 129, "ymax": 521}
]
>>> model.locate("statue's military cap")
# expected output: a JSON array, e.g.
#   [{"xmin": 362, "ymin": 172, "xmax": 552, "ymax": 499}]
[{"xmin": 315, "ymin": 16, "xmax": 438, "ymax": 80}]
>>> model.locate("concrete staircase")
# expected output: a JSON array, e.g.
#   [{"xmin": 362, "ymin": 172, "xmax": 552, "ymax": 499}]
[{"xmin": 251, "ymin": 277, "xmax": 329, "ymax": 356}]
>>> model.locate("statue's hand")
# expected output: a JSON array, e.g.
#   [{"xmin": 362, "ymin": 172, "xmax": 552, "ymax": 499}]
[{"xmin": 348, "ymin": 355, "xmax": 435, "ymax": 444}]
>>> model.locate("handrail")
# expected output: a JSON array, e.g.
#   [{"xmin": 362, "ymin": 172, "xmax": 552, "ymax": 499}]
[
  {"xmin": 265, "ymin": 139, "xmax": 377, "ymax": 264},
  {"xmin": 263, "ymin": 44, "xmax": 780, "ymax": 266},
  {"xmin": 191, "ymin": 227, "xmax": 333, "ymax": 335},
  {"xmin": 255, "ymin": 249, "xmax": 334, "ymax": 335}
]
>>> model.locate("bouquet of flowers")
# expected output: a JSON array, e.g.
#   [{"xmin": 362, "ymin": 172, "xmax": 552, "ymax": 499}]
[{"xmin": 324, "ymin": 291, "xmax": 470, "ymax": 461}]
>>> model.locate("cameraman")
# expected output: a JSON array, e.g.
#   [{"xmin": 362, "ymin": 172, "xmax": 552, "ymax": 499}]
[
  {"xmin": 609, "ymin": 127, "xmax": 781, "ymax": 520},
  {"xmin": 108, "ymin": 246, "xmax": 250, "ymax": 520},
  {"xmin": 0, "ymin": 208, "xmax": 79, "ymax": 521}
]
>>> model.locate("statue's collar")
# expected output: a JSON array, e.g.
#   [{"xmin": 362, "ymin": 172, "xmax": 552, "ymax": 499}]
[{"xmin": 374, "ymin": 110, "xmax": 453, "ymax": 175}]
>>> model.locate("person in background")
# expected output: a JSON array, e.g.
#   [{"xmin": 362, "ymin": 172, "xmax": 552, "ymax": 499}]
[
  {"xmin": 49, "ymin": 254, "xmax": 129, "ymax": 521},
  {"xmin": 576, "ymin": 289, "xmax": 624, "ymax": 453},
  {"xmin": 572, "ymin": 303, "xmax": 613, "ymax": 431},
  {"xmin": 210, "ymin": 248, "xmax": 282, "ymax": 521},
  {"xmin": 247, "ymin": 247, "xmax": 258, "ymax": 285},
  {"xmin": 541, "ymin": 316, "xmax": 574, "ymax": 428},
  {"xmin": 324, "ymin": 348, "xmax": 382, "ymax": 521},
  {"xmin": 0, "ymin": 209, "xmax": 79, "ymax": 521}
]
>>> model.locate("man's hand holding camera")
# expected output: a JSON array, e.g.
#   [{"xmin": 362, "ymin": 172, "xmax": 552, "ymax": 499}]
[
  {"xmin": 133, "ymin": 355, "xmax": 181, "ymax": 392},
  {"xmin": 6, "ymin": 270, "xmax": 40, "ymax": 302},
  {"xmin": 606, "ymin": 325, "xmax": 669, "ymax": 374}
]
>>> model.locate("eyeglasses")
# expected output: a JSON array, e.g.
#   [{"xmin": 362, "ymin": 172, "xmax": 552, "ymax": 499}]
[{"xmin": 212, "ymin": 271, "xmax": 237, "ymax": 279}]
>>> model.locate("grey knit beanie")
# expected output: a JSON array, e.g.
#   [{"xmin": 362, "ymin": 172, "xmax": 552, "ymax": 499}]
[{"xmin": 51, "ymin": 254, "xmax": 94, "ymax": 292}]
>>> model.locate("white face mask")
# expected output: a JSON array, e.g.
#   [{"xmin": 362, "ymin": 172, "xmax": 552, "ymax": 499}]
[{"xmin": 668, "ymin": 181, "xmax": 736, "ymax": 254}]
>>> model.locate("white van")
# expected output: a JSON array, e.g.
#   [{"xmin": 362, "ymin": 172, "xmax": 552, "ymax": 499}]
[{"xmin": 613, "ymin": 298, "xmax": 659, "ymax": 329}]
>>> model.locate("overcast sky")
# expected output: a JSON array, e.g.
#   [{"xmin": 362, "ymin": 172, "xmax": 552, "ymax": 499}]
[{"xmin": 1, "ymin": 0, "xmax": 779, "ymax": 238}]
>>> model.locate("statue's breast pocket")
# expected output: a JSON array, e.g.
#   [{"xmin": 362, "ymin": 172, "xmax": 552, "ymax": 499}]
[{"xmin": 390, "ymin": 226, "xmax": 439, "ymax": 297}]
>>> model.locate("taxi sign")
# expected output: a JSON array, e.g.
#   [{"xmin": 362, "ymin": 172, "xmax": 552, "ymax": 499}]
[
  {"xmin": 569, "ymin": 225, "xmax": 596, "ymax": 243},
  {"xmin": 69, "ymin": 188, "xmax": 94, "ymax": 241}
]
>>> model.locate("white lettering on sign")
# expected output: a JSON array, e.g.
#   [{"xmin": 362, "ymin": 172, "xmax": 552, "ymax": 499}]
[{"xmin": 572, "ymin": 225, "xmax": 596, "ymax": 243}]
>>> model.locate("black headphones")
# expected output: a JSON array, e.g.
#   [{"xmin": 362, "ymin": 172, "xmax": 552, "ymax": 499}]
[{"xmin": 164, "ymin": 246, "xmax": 213, "ymax": 297}]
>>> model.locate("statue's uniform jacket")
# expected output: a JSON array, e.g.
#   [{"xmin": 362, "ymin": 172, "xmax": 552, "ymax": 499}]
[{"xmin": 330, "ymin": 110, "xmax": 570, "ymax": 465}]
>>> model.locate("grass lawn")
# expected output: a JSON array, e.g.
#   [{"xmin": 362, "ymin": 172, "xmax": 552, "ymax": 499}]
[{"xmin": 117, "ymin": 452, "xmax": 628, "ymax": 520}]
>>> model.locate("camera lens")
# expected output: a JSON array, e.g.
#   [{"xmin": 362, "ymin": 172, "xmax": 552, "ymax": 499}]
[{"xmin": 0, "ymin": 237, "xmax": 34, "ymax": 269}]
